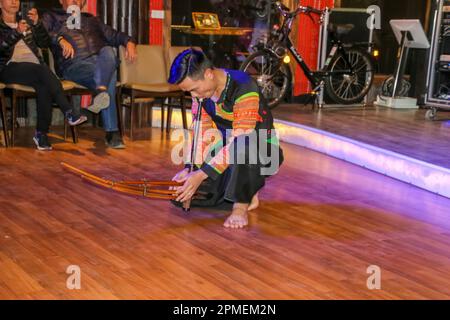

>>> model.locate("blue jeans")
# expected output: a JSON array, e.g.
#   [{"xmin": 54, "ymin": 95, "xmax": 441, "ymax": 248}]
[{"xmin": 63, "ymin": 46, "xmax": 119, "ymax": 132}]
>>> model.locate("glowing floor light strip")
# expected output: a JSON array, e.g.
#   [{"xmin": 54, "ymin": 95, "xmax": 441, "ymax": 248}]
[{"xmin": 274, "ymin": 119, "xmax": 450, "ymax": 199}]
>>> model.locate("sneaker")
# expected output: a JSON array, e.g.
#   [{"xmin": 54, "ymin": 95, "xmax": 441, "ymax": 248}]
[
  {"xmin": 87, "ymin": 91, "xmax": 110, "ymax": 114},
  {"xmin": 105, "ymin": 131, "xmax": 125, "ymax": 149},
  {"xmin": 67, "ymin": 114, "xmax": 88, "ymax": 126},
  {"xmin": 33, "ymin": 132, "xmax": 52, "ymax": 151}
]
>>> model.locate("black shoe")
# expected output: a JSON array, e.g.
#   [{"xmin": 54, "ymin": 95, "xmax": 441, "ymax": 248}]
[
  {"xmin": 33, "ymin": 132, "xmax": 52, "ymax": 151},
  {"xmin": 105, "ymin": 131, "xmax": 125, "ymax": 149}
]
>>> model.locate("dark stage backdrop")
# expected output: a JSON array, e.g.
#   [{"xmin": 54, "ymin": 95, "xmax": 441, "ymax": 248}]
[
  {"xmin": 341, "ymin": 0, "xmax": 430, "ymax": 98},
  {"xmin": 30, "ymin": 0, "xmax": 149, "ymax": 44},
  {"xmin": 35, "ymin": 0, "xmax": 60, "ymax": 9},
  {"xmin": 97, "ymin": 0, "xmax": 149, "ymax": 44}
]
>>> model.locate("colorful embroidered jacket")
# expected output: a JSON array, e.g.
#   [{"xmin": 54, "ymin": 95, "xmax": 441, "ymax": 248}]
[{"xmin": 189, "ymin": 69, "xmax": 279, "ymax": 180}]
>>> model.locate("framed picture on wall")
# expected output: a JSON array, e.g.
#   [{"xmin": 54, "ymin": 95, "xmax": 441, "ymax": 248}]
[{"xmin": 192, "ymin": 12, "xmax": 221, "ymax": 30}]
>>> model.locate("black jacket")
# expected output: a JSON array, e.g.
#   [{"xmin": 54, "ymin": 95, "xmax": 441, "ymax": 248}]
[
  {"xmin": 41, "ymin": 9, "xmax": 132, "ymax": 76},
  {"xmin": 0, "ymin": 18, "xmax": 50, "ymax": 74}
]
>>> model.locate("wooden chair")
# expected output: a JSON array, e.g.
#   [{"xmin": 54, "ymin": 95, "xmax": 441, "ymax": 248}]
[
  {"xmin": 46, "ymin": 50, "xmax": 124, "ymax": 137},
  {"xmin": 164, "ymin": 46, "xmax": 201, "ymax": 133},
  {"xmin": 64, "ymin": 79, "xmax": 123, "ymax": 137},
  {"xmin": 119, "ymin": 45, "xmax": 187, "ymax": 140},
  {"xmin": 5, "ymin": 77, "xmax": 77, "ymax": 147}
]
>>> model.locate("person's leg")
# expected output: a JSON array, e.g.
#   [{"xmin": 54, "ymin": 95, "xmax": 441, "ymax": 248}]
[
  {"xmin": 91, "ymin": 48, "xmax": 118, "ymax": 118},
  {"xmin": 94, "ymin": 46, "xmax": 119, "ymax": 91},
  {"xmin": 222, "ymin": 134, "xmax": 267, "ymax": 228},
  {"xmin": 0, "ymin": 63, "xmax": 53, "ymax": 133},
  {"xmin": 63, "ymin": 59, "xmax": 110, "ymax": 114},
  {"xmin": 37, "ymin": 64, "xmax": 86, "ymax": 125},
  {"xmin": 102, "ymin": 70, "xmax": 125, "ymax": 149},
  {"xmin": 223, "ymin": 163, "xmax": 266, "ymax": 228},
  {"xmin": 227, "ymin": 131, "xmax": 284, "ymax": 221},
  {"xmin": 171, "ymin": 164, "xmax": 264, "ymax": 228},
  {"xmin": 93, "ymin": 47, "xmax": 121, "ymax": 139},
  {"xmin": 248, "ymin": 193, "xmax": 260, "ymax": 211},
  {"xmin": 0, "ymin": 63, "xmax": 86, "ymax": 150},
  {"xmin": 101, "ymin": 70, "xmax": 119, "ymax": 133},
  {"xmin": 64, "ymin": 58, "xmax": 124, "ymax": 148},
  {"xmin": 63, "ymin": 60, "xmax": 97, "ymax": 90}
]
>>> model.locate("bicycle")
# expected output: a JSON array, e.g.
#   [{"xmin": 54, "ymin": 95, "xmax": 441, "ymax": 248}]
[{"xmin": 240, "ymin": 1, "xmax": 375, "ymax": 109}]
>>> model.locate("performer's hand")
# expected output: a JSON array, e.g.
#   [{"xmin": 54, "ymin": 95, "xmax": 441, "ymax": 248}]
[
  {"xmin": 175, "ymin": 170, "xmax": 208, "ymax": 203},
  {"xmin": 27, "ymin": 8, "xmax": 39, "ymax": 25},
  {"xmin": 169, "ymin": 168, "xmax": 189, "ymax": 191},
  {"xmin": 125, "ymin": 41, "xmax": 137, "ymax": 63},
  {"xmin": 17, "ymin": 20, "xmax": 29, "ymax": 34},
  {"xmin": 59, "ymin": 38, "xmax": 75, "ymax": 59},
  {"xmin": 172, "ymin": 168, "xmax": 190, "ymax": 183}
]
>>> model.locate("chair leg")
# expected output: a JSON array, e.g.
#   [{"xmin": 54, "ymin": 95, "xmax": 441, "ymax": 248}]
[
  {"xmin": 64, "ymin": 95, "xmax": 70, "ymax": 141},
  {"xmin": 91, "ymin": 95, "xmax": 99, "ymax": 127},
  {"xmin": 71, "ymin": 125, "xmax": 78, "ymax": 144},
  {"xmin": 130, "ymin": 94, "xmax": 135, "ymax": 141},
  {"xmin": 65, "ymin": 95, "xmax": 75, "ymax": 142},
  {"xmin": 138, "ymin": 102, "xmax": 143, "ymax": 128},
  {"xmin": 11, "ymin": 92, "xmax": 17, "ymax": 147},
  {"xmin": 0, "ymin": 92, "xmax": 9, "ymax": 147},
  {"xmin": 160, "ymin": 100, "xmax": 165, "ymax": 132},
  {"xmin": 148, "ymin": 102, "xmax": 153, "ymax": 127},
  {"xmin": 63, "ymin": 115, "xmax": 78, "ymax": 144},
  {"xmin": 93, "ymin": 114, "xmax": 99, "ymax": 127},
  {"xmin": 166, "ymin": 103, "xmax": 173, "ymax": 134},
  {"xmin": 180, "ymin": 96, "xmax": 188, "ymax": 130},
  {"xmin": 116, "ymin": 87, "xmax": 123, "ymax": 137},
  {"xmin": 63, "ymin": 117, "xmax": 68, "ymax": 141}
]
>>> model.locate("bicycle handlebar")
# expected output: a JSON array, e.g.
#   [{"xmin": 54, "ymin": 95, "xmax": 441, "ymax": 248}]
[
  {"xmin": 275, "ymin": 1, "xmax": 290, "ymax": 12},
  {"xmin": 275, "ymin": 1, "xmax": 322, "ymax": 17},
  {"xmin": 302, "ymin": 6, "xmax": 323, "ymax": 15}
]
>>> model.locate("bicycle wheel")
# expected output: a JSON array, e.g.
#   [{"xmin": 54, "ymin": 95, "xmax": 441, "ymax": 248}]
[
  {"xmin": 324, "ymin": 48, "xmax": 374, "ymax": 105},
  {"xmin": 240, "ymin": 50, "xmax": 291, "ymax": 109}
]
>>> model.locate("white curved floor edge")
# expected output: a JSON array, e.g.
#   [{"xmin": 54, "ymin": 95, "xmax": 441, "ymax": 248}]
[{"xmin": 274, "ymin": 119, "xmax": 450, "ymax": 199}]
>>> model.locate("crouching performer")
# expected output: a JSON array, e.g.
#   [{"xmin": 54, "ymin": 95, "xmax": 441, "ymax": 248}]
[{"xmin": 168, "ymin": 49, "xmax": 283, "ymax": 229}]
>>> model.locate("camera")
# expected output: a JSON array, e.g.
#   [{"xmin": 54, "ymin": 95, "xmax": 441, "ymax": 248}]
[{"xmin": 16, "ymin": 1, "xmax": 35, "ymax": 26}]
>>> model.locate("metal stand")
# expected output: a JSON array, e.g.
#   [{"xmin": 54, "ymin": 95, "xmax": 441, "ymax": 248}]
[
  {"xmin": 391, "ymin": 31, "xmax": 410, "ymax": 98},
  {"xmin": 424, "ymin": 0, "xmax": 450, "ymax": 120},
  {"xmin": 375, "ymin": 19, "xmax": 430, "ymax": 109}
]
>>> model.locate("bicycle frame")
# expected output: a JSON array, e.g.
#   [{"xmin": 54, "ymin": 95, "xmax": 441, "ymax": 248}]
[
  {"xmin": 271, "ymin": 5, "xmax": 355, "ymax": 89},
  {"xmin": 286, "ymin": 38, "xmax": 354, "ymax": 88}
]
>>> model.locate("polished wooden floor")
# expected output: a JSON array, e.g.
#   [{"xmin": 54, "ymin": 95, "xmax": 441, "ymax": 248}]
[
  {"xmin": 1, "ymin": 126, "xmax": 450, "ymax": 299},
  {"xmin": 273, "ymin": 104, "xmax": 450, "ymax": 169}
]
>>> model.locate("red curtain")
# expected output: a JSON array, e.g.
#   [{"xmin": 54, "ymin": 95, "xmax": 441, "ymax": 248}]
[
  {"xmin": 294, "ymin": 0, "xmax": 334, "ymax": 95},
  {"xmin": 85, "ymin": 0, "xmax": 97, "ymax": 15},
  {"xmin": 149, "ymin": 0, "xmax": 163, "ymax": 45}
]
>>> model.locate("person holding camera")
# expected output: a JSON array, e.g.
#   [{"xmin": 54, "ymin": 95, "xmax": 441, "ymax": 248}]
[{"xmin": 0, "ymin": 0, "xmax": 87, "ymax": 150}]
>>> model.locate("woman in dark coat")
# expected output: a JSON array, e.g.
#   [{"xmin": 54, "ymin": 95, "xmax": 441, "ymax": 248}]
[{"xmin": 0, "ymin": 0, "xmax": 86, "ymax": 150}]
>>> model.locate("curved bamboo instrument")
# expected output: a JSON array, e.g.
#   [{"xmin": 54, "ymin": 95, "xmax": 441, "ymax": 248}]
[{"xmin": 61, "ymin": 162, "xmax": 187, "ymax": 200}]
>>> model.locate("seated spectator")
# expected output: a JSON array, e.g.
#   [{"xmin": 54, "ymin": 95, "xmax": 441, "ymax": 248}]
[
  {"xmin": 0, "ymin": 0, "xmax": 87, "ymax": 151},
  {"xmin": 42, "ymin": 0, "xmax": 138, "ymax": 149}
]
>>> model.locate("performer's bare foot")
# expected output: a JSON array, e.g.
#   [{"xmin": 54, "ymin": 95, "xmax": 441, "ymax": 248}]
[
  {"xmin": 224, "ymin": 203, "xmax": 249, "ymax": 229},
  {"xmin": 248, "ymin": 193, "xmax": 259, "ymax": 211}
]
